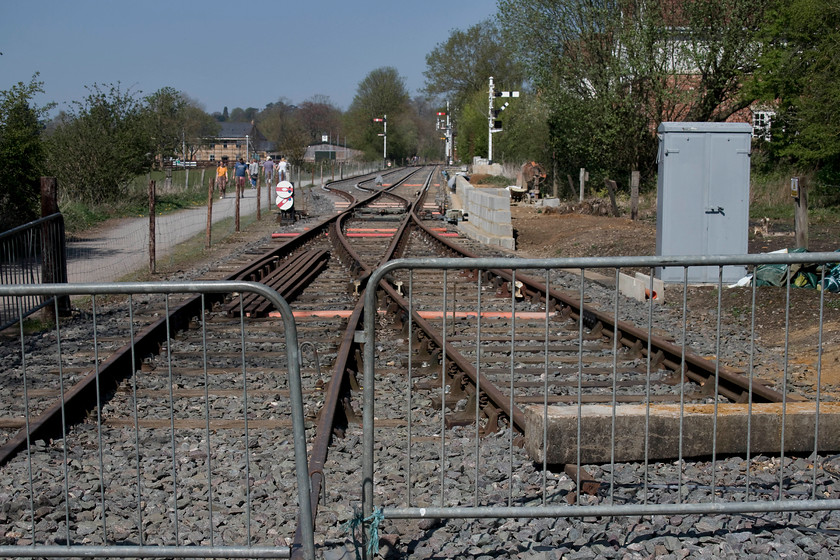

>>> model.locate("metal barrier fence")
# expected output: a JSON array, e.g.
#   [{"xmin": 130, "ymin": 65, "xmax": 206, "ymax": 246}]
[
  {"xmin": 0, "ymin": 281, "xmax": 313, "ymax": 559},
  {"xmin": 0, "ymin": 214, "xmax": 69, "ymax": 330},
  {"xmin": 362, "ymin": 253, "xmax": 840, "ymax": 523}
]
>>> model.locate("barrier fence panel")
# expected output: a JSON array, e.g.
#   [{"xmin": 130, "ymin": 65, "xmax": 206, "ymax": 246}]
[
  {"xmin": 0, "ymin": 281, "xmax": 313, "ymax": 559},
  {"xmin": 0, "ymin": 214, "xmax": 68, "ymax": 330},
  {"xmin": 362, "ymin": 253, "xmax": 840, "ymax": 526}
]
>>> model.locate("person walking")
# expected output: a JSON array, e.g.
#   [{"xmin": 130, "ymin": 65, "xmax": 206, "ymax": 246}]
[
  {"xmin": 249, "ymin": 158, "xmax": 260, "ymax": 189},
  {"xmin": 262, "ymin": 156, "xmax": 275, "ymax": 186},
  {"xmin": 215, "ymin": 161, "xmax": 228, "ymax": 198},
  {"xmin": 277, "ymin": 156, "xmax": 289, "ymax": 182},
  {"xmin": 234, "ymin": 157, "xmax": 248, "ymax": 196}
]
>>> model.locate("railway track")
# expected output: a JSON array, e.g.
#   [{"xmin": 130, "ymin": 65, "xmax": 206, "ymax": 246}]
[{"xmin": 0, "ymin": 164, "xmax": 836, "ymax": 558}]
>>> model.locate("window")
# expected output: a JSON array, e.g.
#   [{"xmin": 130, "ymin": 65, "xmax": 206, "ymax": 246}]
[
  {"xmin": 209, "ymin": 143, "xmax": 215, "ymax": 149},
  {"xmin": 209, "ymin": 155, "xmax": 215, "ymax": 161},
  {"xmin": 752, "ymin": 110, "xmax": 774, "ymax": 141}
]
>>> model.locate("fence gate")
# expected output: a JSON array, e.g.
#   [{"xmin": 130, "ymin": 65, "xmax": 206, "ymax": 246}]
[
  {"xmin": 361, "ymin": 254, "xmax": 840, "ymax": 534},
  {"xmin": 0, "ymin": 281, "xmax": 313, "ymax": 559}
]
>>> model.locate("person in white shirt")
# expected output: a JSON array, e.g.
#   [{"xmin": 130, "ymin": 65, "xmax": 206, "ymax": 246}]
[{"xmin": 277, "ymin": 156, "xmax": 289, "ymax": 182}]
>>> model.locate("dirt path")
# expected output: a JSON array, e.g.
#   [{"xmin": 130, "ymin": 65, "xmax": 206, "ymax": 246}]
[{"xmin": 66, "ymin": 191, "xmax": 267, "ymax": 283}]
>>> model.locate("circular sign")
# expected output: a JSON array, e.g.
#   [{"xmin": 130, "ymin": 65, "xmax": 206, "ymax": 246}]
[
  {"xmin": 276, "ymin": 181, "xmax": 294, "ymax": 199},
  {"xmin": 277, "ymin": 196, "xmax": 294, "ymax": 211},
  {"xmin": 276, "ymin": 181, "xmax": 295, "ymax": 210}
]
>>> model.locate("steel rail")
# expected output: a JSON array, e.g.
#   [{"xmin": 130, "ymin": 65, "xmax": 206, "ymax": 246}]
[
  {"xmin": 0, "ymin": 281, "xmax": 315, "ymax": 560},
  {"xmin": 0, "ymin": 168, "xmax": 397, "ymax": 468},
  {"xmin": 408, "ymin": 205, "xmax": 795, "ymax": 404},
  {"xmin": 291, "ymin": 167, "xmax": 433, "ymax": 557}
]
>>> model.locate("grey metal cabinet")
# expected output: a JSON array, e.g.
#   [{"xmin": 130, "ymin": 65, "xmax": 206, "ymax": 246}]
[{"xmin": 655, "ymin": 122, "xmax": 752, "ymax": 283}]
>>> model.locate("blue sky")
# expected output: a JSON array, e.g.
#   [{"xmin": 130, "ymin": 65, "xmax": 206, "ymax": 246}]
[{"xmin": 1, "ymin": 0, "xmax": 498, "ymax": 115}]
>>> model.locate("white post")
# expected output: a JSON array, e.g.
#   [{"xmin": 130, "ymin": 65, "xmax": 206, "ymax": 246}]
[
  {"xmin": 446, "ymin": 100, "xmax": 452, "ymax": 165},
  {"xmin": 579, "ymin": 168, "xmax": 586, "ymax": 202},
  {"xmin": 488, "ymin": 76, "xmax": 494, "ymax": 163},
  {"xmin": 383, "ymin": 114, "xmax": 387, "ymax": 166}
]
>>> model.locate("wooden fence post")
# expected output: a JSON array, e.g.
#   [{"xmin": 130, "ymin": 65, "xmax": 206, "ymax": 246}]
[
  {"xmin": 235, "ymin": 180, "xmax": 241, "ymax": 233},
  {"xmin": 256, "ymin": 172, "xmax": 262, "ymax": 221},
  {"xmin": 149, "ymin": 180, "xmax": 156, "ymax": 274},
  {"xmin": 567, "ymin": 174, "xmax": 578, "ymax": 200},
  {"xmin": 206, "ymin": 174, "xmax": 213, "ymax": 249},
  {"xmin": 793, "ymin": 177, "xmax": 809, "ymax": 249},
  {"xmin": 630, "ymin": 171, "xmax": 640, "ymax": 221},
  {"xmin": 604, "ymin": 179, "xmax": 620, "ymax": 217}
]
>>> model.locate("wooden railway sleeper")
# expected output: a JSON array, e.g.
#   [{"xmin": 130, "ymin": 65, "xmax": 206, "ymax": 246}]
[
  {"xmin": 460, "ymin": 269, "xmax": 478, "ymax": 281},
  {"xmin": 394, "ymin": 310, "xmax": 408, "ymax": 332},
  {"xmin": 431, "ymin": 393, "xmax": 464, "ymax": 411},
  {"xmin": 564, "ymin": 464, "xmax": 601, "ymax": 500},
  {"xmin": 342, "ymin": 394, "xmax": 360, "ymax": 425},
  {"xmin": 354, "ymin": 347, "xmax": 365, "ymax": 377},
  {"xmin": 347, "ymin": 366, "xmax": 361, "ymax": 392}
]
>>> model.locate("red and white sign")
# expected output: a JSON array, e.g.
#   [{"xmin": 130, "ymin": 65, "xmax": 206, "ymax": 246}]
[{"xmin": 275, "ymin": 181, "xmax": 294, "ymax": 210}]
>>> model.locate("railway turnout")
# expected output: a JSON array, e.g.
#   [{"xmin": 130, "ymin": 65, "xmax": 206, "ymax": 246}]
[{"xmin": 1, "ymin": 165, "xmax": 839, "ymax": 558}]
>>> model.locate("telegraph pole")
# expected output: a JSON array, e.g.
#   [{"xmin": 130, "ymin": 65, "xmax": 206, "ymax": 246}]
[
  {"xmin": 445, "ymin": 100, "xmax": 452, "ymax": 165},
  {"xmin": 488, "ymin": 76, "xmax": 518, "ymax": 163},
  {"xmin": 436, "ymin": 103, "xmax": 452, "ymax": 165},
  {"xmin": 488, "ymin": 77, "xmax": 496, "ymax": 163},
  {"xmin": 374, "ymin": 115, "xmax": 387, "ymax": 168}
]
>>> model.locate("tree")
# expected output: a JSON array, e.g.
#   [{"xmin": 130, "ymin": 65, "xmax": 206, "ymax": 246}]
[
  {"xmin": 498, "ymin": 0, "xmax": 769, "ymax": 189},
  {"xmin": 345, "ymin": 67, "xmax": 412, "ymax": 161},
  {"xmin": 409, "ymin": 95, "xmax": 445, "ymax": 162},
  {"xmin": 144, "ymin": 90, "xmax": 218, "ymax": 162},
  {"xmin": 229, "ymin": 106, "xmax": 259, "ymax": 123},
  {"xmin": 748, "ymin": 0, "xmax": 840, "ymax": 175},
  {"xmin": 0, "ymin": 75, "xmax": 51, "ymax": 230},
  {"xmin": 297, "ymin": 95, "xmax": 343, "ymax": 144},
  {"xmin": 493, "ymin": 91, "xmax": 552, "ymax": 168},
  {"xmin": 181, "ymin": 100, "xmax": 220, "ymax": 161},
  {"xmin": 144, "ymin": 87, "xmax": 186, "ymax": 165},
  {"xmin": 424, "ymin": 19, "xmax": 526, "ymax": 164},
  {"xmin": 676, "ymin": 0, "xmax": 769, "ymax": 122},
  {"xmin": 45, "ymin": 83, "xmax": 154, "ymax": 203},
  {"xmin": 256, "ymin": 98, "xmax": 309, "ymax": 164},
  {"xmin": 424, "ymin": 20, "xmax": 524, "ymax": 108},
  {"xmin": 454, "ymin": 90, "xmax": 491, "ymax": 162}
]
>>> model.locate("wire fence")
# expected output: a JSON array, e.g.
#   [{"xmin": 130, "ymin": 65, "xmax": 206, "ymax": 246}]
[{"xmin": 65, "ymin": 163, "xmax": 380, "ymax": 283}]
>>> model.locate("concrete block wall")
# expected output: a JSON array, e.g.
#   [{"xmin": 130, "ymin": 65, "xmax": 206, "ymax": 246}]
[{"xmin": 454, "ymin": 175, "xmax": 514, "ymax": 250}]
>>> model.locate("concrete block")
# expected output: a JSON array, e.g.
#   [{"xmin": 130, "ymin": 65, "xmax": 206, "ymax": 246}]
[
  {"xmin": 525, "ymin": 402, "xmax": 840, "ymax": 465},
  {"xmin": 618, "ymin": 273, "xmax": 645, "ymax": 301},
  {"xmin": 455, "ymin": 174, "xmax": 515, "ymax": 251},
  {"xmin": 635, "ymin": 272, "xmax": 664, "ymax": 303},
  {"xmin": 487, "ymin": 194, "xmax": 509, "ymax": 211},
  {"xmin": 618, "ymin": 272, "xmax": 664, "ymax": 303}
]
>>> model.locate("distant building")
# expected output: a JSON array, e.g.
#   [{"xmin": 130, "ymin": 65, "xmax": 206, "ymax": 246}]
[
  {"xmin": 303, "ymin": 142, "xmax": 363, "ymax": 163},
  {"xmin": 194, "ymin": 122, "xmax": 275, "ymax": 163}
]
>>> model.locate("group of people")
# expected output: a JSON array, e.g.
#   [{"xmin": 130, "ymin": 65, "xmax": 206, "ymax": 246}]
[{"xmin": 214, "ymin": 155, "xmax": 289, "ymax": 199}]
